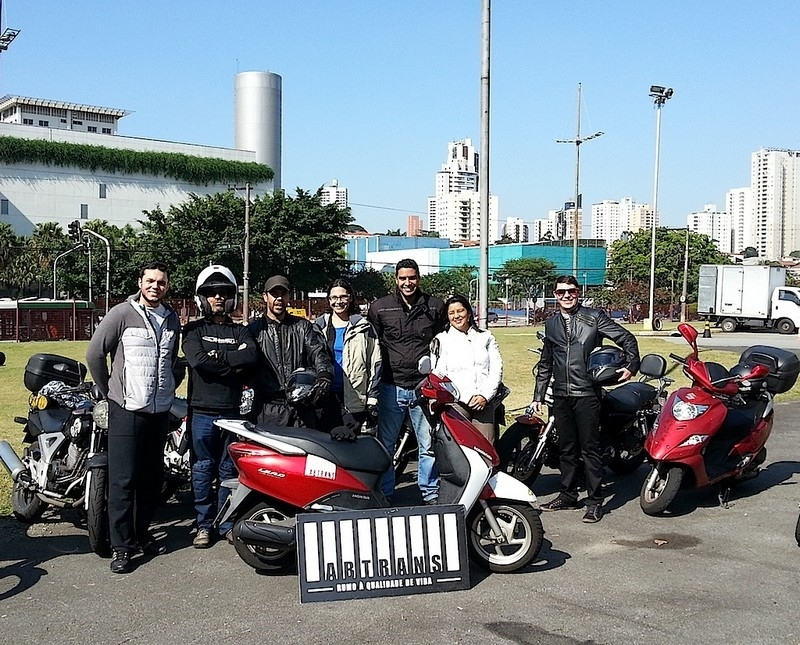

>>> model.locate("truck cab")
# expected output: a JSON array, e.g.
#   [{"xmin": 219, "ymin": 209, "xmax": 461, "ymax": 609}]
[{"xmin": 772, "ymin": 287, "xmax": 800, "ymax": 333}]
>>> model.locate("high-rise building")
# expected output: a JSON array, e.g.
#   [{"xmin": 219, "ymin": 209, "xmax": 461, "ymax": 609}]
[
  {"xmin": 687, "ymin": 204, "xmax": 733, "ymax": 253},
  {"xmin": 591, "ymin": 197, "xmax": 654, "ymax": 243},
  {"xmin": 548, "ymin": 203, "xmax": 582, "ymax": 241},
  {"xmin": 427, "ymin": 138, "xmax": 498, "ymax": 242},
  {"xmin": 750, "ymin": 148, "xmax": 800, "ymax": 259},
  {"xmin": 407, "ymin": 214, "xmax": 422, "ymax": 237},
  {"xmin": 503, "ymin": 217, "xmax": 529, "ymax": 242},
  {"xmin": 319, "ymin": 179, "xmax": 348, "ymax": 208},
  {"xmin": 725, "ymin": 187, "xmax": 752, "ymax": 254}
]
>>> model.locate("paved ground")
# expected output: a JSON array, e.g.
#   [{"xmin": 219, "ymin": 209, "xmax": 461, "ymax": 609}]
[{"xmin": 2, "ymin": 403, "xmax": 800, "ymax": 645}]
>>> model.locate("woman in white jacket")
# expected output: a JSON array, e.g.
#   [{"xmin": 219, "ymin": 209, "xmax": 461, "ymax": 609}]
[{"xmin": 430, "ymin": 294, "xmax": 503, "ymax": 441}]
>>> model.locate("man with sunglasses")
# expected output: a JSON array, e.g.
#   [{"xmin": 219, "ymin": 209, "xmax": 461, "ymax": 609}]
[
  {"xmin": 531, "ymin": 275, "xmax": 640, "ymax": 523},
  {"xmin": 182, "ymin": 265, "xmax": 258, "ymax": 548}
]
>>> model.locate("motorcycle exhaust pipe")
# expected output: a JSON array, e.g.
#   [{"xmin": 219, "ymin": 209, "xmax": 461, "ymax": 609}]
[
  {"xmin": 233, "ymin": 519, "xmax": 296, "ymax": 549},
  {"xmin": 0, "ymin": 440, "xmax": 28, "ymax": 482}
]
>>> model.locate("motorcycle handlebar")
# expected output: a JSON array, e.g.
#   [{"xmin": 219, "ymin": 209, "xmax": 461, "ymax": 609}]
[{"xmin": 669, "ymin": 353, "xmax": 687, "ymax": 365}]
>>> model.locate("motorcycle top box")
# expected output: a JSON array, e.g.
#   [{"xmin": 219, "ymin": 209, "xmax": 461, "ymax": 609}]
[
  {"xmin": 738, "ymin": 345, "xmax": 800, "ymax": 394},
  {"xmin": 24, "ymin": 353, "xmax": 88, "ymax": 393}
]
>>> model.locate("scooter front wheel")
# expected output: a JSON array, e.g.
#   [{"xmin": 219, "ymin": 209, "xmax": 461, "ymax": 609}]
[
  {"xmin": 232, "ymin": 501, "xmax": 296, "ymax": 573},
  {"xmin": 467, "ymin": 500, "xmax": 543, "ymax": 573},
  {"xmin": 640, "ymin": 465, "xmax": 684, "ymax": 515}
]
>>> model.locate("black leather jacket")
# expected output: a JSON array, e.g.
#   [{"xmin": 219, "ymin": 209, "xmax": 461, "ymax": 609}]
[
  {"xmin": 247, "ymin": 313, "xmax": 333, "ymax": 401},
  {"xmin": 533, "ymin": 305, "xmax": 640, "ymax": 400}
]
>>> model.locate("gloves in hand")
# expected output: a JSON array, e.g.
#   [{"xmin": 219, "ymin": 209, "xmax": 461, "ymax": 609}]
[
  {"xmin": 310, "ymin": 376, "xmax": 331, "ymax": 407},
  {"xmin": 365, "ymin": 404, "xmax": 379, "ymax": 428},
  {"xmin": 330, "ymin": 423, "xmax": 357, "ymax": 441}
]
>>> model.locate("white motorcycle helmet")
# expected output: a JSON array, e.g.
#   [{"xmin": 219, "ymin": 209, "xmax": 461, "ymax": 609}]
[{"xmin": 195, "ymin": 265, "xmax": 238, "ymax": 316}]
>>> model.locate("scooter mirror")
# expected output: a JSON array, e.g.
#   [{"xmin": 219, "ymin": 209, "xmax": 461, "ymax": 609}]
[
  {"xmin": 677, "ymin": 323, "xmax": 699, "ymax": 356},
  {"xmin": 418, "ymin": 356, "xmax": 432, "ymax": 375},
  {"xmin": 536, "ymin": 330, "xmax": 546, "ymax": 341}
]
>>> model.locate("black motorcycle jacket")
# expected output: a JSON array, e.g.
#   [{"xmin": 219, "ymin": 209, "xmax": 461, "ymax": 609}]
[
  {"xmin": 182, "ymin": 317, "xmax": 258, "ymax": 413},
  {"xmin": 367, "ymin": 290, "xmax": 445, "ymax": 389},
  {"xmin": 247, "ymin": 312, "xmax": 333, "ymax": 401},
  {"xmin": 533, "ymin": 305, "xmax": 640, "ymax": 400}
]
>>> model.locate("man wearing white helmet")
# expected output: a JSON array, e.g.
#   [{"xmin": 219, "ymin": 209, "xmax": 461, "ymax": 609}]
[{"xmin": 182, "ymin": 265, "xmax": 258, "ymax": 548}]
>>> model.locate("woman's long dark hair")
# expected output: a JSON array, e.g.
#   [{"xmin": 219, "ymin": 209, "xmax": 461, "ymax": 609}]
[
  {"xmin": 326, "ymin": 278, "xmax": 358, "ymax": 316},
  {"xmin": 443, "ymin": 293, "xmax": 482, "ymax": 332}
]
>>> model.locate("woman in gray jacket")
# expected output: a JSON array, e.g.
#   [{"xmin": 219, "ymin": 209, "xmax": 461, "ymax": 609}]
[{"xmin": 315, "ymin": 278, "xmax": 382, "ymax": 432}]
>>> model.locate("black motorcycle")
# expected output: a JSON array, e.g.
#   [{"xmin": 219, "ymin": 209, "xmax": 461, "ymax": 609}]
[
  {"xmin": 497, "ymin": 352, "xmax": 673, "ymax": 488},
  {"xmin": 0, "ymin": 353, "xmax": 111, "ymax": 556}
]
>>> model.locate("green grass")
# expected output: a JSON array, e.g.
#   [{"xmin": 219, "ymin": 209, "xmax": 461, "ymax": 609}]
[{"xmin": 2, "ymin": 328, "xmax": 799, "ymax": 516}]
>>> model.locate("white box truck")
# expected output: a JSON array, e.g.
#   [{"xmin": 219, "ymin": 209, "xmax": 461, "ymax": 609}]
[{"xmin": 697, "ymin": 264, "xmax": 800, "ymax": 333}]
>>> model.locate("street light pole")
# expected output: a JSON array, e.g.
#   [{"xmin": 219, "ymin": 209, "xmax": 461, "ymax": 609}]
[
  {"xmin": 645, "ymin": 85, "xmax": 673, "ymax": 331},
  {"xmin": 478, "ymin": 0, "xmax": 491, "ymax": 329},
  {"xmin": 82, "ymin": 228, "xmax": 111, "ymax": 314},
  {"xmin": 53, "ymin": 245, "xmax": 84, "ymax": 300},
  {"xmin": 557, "ymin": 82, "xmax": 604, "ymax": 276},
  {"xmin": 229, "ymin": 183, "xmax": 252, "ymax": 323},
  {"xmin": 681, "ymin": 226, "xmax": 689, "ymax": 322}
]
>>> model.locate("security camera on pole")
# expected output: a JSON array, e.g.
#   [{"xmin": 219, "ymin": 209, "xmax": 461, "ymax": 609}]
[{"xmin": 644, "ymin": 85, "xmax": 674, "ymax": 332}]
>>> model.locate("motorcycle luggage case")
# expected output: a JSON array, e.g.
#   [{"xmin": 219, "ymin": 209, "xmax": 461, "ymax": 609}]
[
  {"xmin": 24, "ymin": 353, "xmax": 87, "ymax": 393},
  {"xmin": 738, "ymin": 345, "xmax": 800, "ymax": 394}
]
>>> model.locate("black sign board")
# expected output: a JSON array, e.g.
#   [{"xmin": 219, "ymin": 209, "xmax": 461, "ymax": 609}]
[{"xmin": 297, "ymin": 504, "xmax": 470, "ymax": 603}]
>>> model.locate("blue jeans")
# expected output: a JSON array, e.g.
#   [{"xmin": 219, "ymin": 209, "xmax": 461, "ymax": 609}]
[
  {"xmin": 377, "ymin": 383, "xmax": 438, "ymax": 502},
  {"xmin": 191, "ymin": 411, "xmax": 237, "ymax": 534}
]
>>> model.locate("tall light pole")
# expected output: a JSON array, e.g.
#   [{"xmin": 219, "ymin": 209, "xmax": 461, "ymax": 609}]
[
  {"xmin": 478, "ymin": 0, "xmax": 491, "ymax": 329},
  {"xmin": 229, "ymin": 183, "xmax": 252, "ymax": 323},
  {"xmin": 557, "ymin": 83, "xmax": 604, "ymax": 276},
  {"xmin": 82, "ymin": 228, "xmax": 111, "ymax": 314},
  {"xmin": 645, "ymin": 85, "xmax": 674, "ymax": 331},
  {"xmin": 681, "ymin": 226, "xmax": 689, "ymax": 323}
]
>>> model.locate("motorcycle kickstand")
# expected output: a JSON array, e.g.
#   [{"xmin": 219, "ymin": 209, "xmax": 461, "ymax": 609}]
[
  {"xmin": 478, "ymin": 499, "xmax": 508, "ymax": 544},
  {"xmin": 718, "ymin": 485, "xmax": 733, "ymax": 509}
]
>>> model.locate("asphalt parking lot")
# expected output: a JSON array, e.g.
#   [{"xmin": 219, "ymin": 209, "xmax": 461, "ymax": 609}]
[{"xmin": 2, "ymin": 403, "xmax": 800, "ymax": 645}]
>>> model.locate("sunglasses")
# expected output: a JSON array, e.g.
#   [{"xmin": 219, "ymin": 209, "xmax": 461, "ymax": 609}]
[{"xmin": 554, "ymin": 288, "xmax": 579, "ymax": 298}]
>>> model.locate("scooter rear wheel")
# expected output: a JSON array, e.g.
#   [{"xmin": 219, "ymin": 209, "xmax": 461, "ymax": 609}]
[
  {"xmin": 640, "ymin": 465, "xmax": 684, "ymax": 515},
  {"xmin": 467, "ymin": 501, "xmax": 543, "ymax": 573},
  {"xmin": 232, "ymin": 501, "xmax": 296, "ymax": 573}
]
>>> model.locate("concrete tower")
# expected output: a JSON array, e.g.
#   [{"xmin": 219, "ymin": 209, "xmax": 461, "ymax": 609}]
[{"xmin": 235, "ymin": 71, "xmax": 282, "ymax": 189}]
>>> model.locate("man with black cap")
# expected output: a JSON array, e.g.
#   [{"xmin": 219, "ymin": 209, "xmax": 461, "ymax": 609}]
[{"xmin": 247, "ymin": 275, "xmax": 333, "ymax": 427}]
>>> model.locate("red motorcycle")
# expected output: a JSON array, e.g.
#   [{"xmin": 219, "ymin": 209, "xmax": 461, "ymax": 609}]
[
  {"xmin": 640, "ymin": 323, "xmax": 800, "ymax": 515},
  {"xmin": 214, "ymin": 358, "xmax": 544, "ymax": 574}
]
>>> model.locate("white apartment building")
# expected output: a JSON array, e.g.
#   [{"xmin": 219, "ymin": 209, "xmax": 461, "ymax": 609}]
[
  {"xmin": 750, "ymin": 148, "xmax": 800, "ymax": 259},
  {"xmin": 427, "ymin": 138, "xmax": 498, "ymax": 242},
  {"xmin": 591, "ymin": 197, "xmax": 654, "ymax": 244},
  {"xmin": 503, "ymin": 216, "xmax": 529, "ymax": 242},
  {"xmin": 687, "ymin": 204, "xmax": 733, "ymax": 253},
  {"xmin": 319, "ymin": 179, "xmax": 348, "ymax": 208},
  {"xmin": 532, "ymin": 218, "xmax": 553, "ymax": 241},
  {"xmin": 725, "ymin": 187, "xmax": 752, "ymax": 254},
  {"xmin": 547, "ymin": 204, "xmax": 582, "ymax": 241}
]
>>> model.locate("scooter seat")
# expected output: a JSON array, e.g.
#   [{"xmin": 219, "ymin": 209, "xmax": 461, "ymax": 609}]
[
  {"xmin": 249, "ymin": 423, "xmax": 391, "ymax": 474},
  {"xmin": 603, "ymin": 382, "xmax": 657, "ymax": 413}
]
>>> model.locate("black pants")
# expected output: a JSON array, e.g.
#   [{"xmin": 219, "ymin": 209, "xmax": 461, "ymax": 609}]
[
  {"xmin": 108, "ymin": 401, "xmax": 168, "ymax": 553},
  {"xmin": 552, "ymin": 395, "xmax": 604, "ymax": 504}
]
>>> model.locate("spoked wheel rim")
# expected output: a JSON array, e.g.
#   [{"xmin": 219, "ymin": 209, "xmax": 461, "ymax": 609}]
[{"xmin": 468, "ymin": 503, "xmax": 542, "ymax": 570}]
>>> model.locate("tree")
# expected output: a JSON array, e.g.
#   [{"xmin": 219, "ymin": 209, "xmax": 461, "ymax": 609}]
[
  {"xmin": 347, "ymin": 268, "xmax": 389, "ymax": 301},
  {"xmin": 607, "ymin": 228, "xmax": 730, "ymax": 306},
  {"xmin": 743, "ymin": 246, "xmax": 758, "ymax": 258},
  {"xmin": 495, "ymin": 258, "xmax": 557, "ymax": 300},
  {"xmin": 420, "ymin": 265, "xmax": 476, "ymax": 300}
]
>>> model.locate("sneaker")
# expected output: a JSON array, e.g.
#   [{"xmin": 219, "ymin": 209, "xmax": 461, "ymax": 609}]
[
  {"xmin": 138, "ymin": 534, "xmax": 166, "ymax": 556},
  {"xmin": 582, "ymin": 504, "xmax": 604, "ymax": 523},
  {"xmin": 540, "ymin": 496, "xmax": 582, "ymax": 512},
  {"xmin": 110, "ymin": 549, "xmax": 132, "ymax": 574},
  {"xmin": 193, "ymin": 528, "xmax": 213, "ymax": 549}
]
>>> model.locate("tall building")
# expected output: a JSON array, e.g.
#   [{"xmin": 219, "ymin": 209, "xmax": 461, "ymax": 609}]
[
  {"xmin": 503, "ymin": 217, "xmax": 529, "ymax": 242},
  {"xmin": 234, "ymin": 71, "xmax": 282, "ymax": 190},
  {"xmin": 319, "ymin": 179, "xmax": 348, "ymax": 208},
  {"xmin": 687, "ymin": 204, "xmax": 733, "ymax": 253},
  {"xmin": 427, "ymin": 138, "xmax": 498, "ymax": 242},
  {"xmin": 750, "ymin": 148, "xmax": 800, "ymax": 259},
  {"xmin": 548, "ymin": 203, "xmax": 582, "ymax": 241},
  {"xmin": 532, "ymin": 218, "xmax": 553, "ymax": 241},
  {"xmin": 591, "ymin": 197, "xmax": 654, "ymax": 244},
  {"xmin": 725, "ymin": 187, "xmax": 752, "ymax": 254},
  {"xmin": 406, "ymin": 214, "xmax": 422, "ymax": 237}
]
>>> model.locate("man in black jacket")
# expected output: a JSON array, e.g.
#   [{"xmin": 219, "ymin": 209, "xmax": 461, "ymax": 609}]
[
  {"xmin": 183, "ymin": 265, "xmax": 258, "ymax": 548},
  {"xmin": 368, "ymin": 259, "xmax": 445, "ymax": 504},
  {"xmin": 248, "ymin": 275, "xmax": 333, "ymax": 427},
  {"xmin": 531, "ymin": 275, "xmax": 640, "ymax": 523}
]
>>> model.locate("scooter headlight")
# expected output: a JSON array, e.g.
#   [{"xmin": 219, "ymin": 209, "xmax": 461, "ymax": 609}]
[
  {"xmin": 92, "ymin": 400, "xmax": 109, "ymax": 430},
  {"xmin": 672, "ymin": 398, "xmax": 710, "ymax": 421}
]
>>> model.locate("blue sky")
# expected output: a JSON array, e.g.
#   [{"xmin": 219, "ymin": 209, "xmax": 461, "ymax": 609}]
[{"xmin": 2, "ymin": 1, "xmax": 798, "ymax": 235}]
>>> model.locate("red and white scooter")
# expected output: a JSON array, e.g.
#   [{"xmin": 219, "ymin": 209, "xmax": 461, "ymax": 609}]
[
  {"xmin": 215, "ymin": 357, "xmax": 544, "ymax": 574},
  {"xmin": 640, "ymin": 323, "xmax": 799, "ymax": 515}
]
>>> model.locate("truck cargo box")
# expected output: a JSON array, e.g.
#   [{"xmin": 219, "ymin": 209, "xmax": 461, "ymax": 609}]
[
  {"xmin": 738, "ymin": 345, "xmax": 800, "ymax": 394},
  {"xmin": 698, "ymin": 264, "xmax": 785, "ymax": 318},
  {"xmin": 24, "ymin": 353, "xmax": 87, "ymax": 393}
]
